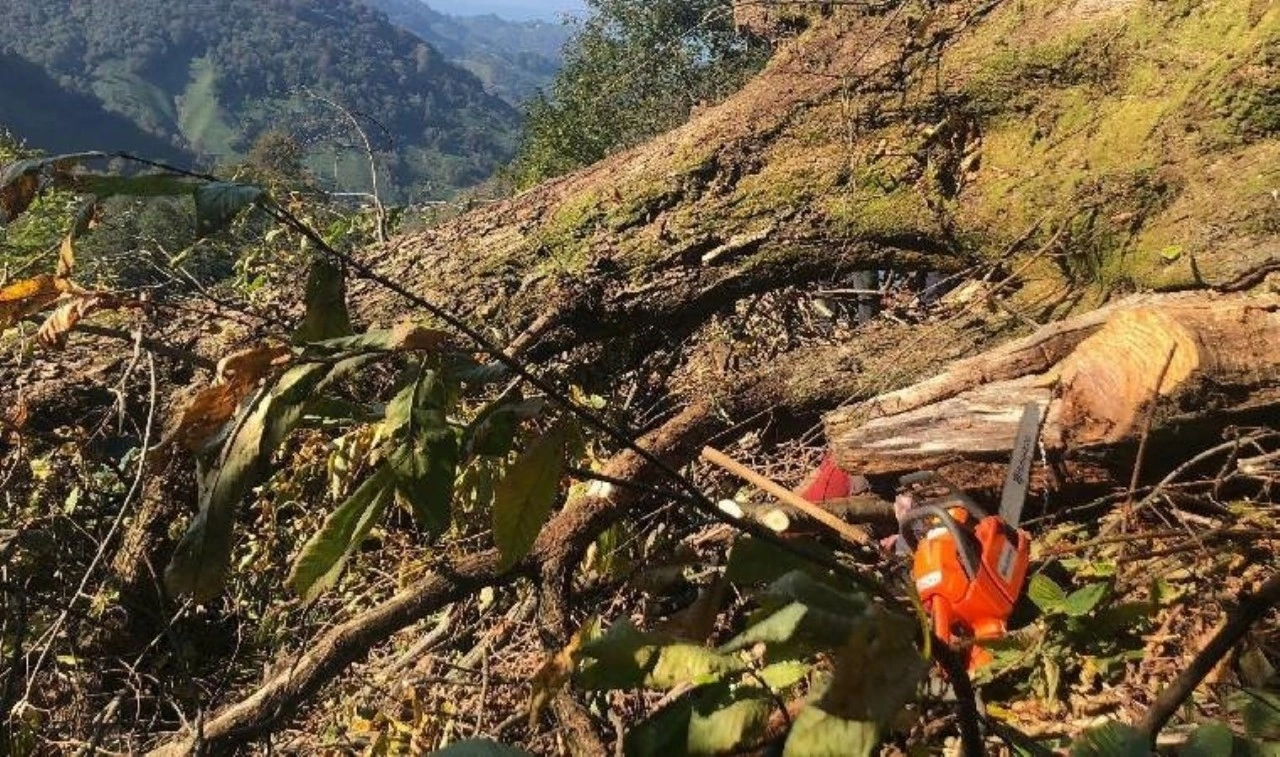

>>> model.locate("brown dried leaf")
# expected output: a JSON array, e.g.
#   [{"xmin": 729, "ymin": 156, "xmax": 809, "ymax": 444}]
[
  {"xmin": 388, "ymin": 323, "xmax": 454, "ymax": 352},
  {"xmin": 0, "ymin": 274, "xmax": 66, "ymax": 329},
  {"xmin": 36, "ymin": 294, "xmax": 122, "ymax": 349},
  {"xmin": 217, "ymin": 345, "xmax": 294, "ymax": 385},
  {"xmin": 163, "ymin": 345, "xmax": 295, "ymax": 453},
  {"xmin": 1, "ymin": 394, "xmax": 28, "ymax": 432},
  {"xmin": 56, "ymin": 200, "xmax": 98, "ymax": 279},
  {"xmin": 0, "ymin": 172, "xmax": 39, "ymax": 224}
]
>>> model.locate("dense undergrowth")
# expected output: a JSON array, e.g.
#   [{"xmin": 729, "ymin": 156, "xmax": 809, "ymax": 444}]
[{"xmin": 1, "ymin": 1, "xmax": 1279, "ymax": 755}]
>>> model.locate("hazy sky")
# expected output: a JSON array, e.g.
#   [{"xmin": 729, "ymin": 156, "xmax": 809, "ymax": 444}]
[{"xmin": 427, "ymin": 0, "xmax": 587, "ymax": 21}]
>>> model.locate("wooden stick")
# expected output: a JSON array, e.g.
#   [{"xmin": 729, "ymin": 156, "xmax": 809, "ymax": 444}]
[{"xmin": 700, "ymin": 446, "xmax": 873, "ymax": 547}]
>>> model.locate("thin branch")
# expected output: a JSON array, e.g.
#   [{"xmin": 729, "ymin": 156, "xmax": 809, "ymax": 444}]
[
  {"xmin": 11, "ymin": 351, "xmax": 158, "ymax": 720},
  {"xmin": 1138, "ymin": 572, "xmax": 1280, "ymax": 740}
]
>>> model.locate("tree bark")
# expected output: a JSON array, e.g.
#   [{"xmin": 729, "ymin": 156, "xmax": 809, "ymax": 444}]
[{"xmin": 826, "ymin": 292, "xmax": 1280, "ymax": 476}]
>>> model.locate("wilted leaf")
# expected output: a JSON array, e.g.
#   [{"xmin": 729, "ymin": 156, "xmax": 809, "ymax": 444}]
[
  {"xmin": 0, "ymin": 152, "xmax": 106, "ymax": 224},
  {"xmin": 37, "ymin": 293, "xmax": 124, "ymax": 349},
  {"xmin": 492, "ymin": 420, "xmax": 574, "ymax": 570},
  {"xmin": 429, "ymin": 738, "xmax": 532, "ymax": 756},
  {"xmin": 56, "ymin": 198, "xmax": 98, "ymax": 279},
  {"xmin": 288, "ymin": 465, "xmax": 394, "ymax": 601},
  {"xmin": 0, "ymin": 275, "xmax": 68, "ymax": 329},
  {"xmin": 819, "ymin": 608, "xmax": 925, "ymax": 725},
  {"xmin": 529, "ymin": 617, "xmax": 598, "ymax": 726},
  {"xmin": 688, "ymin": 695, "xmax": 772, "ymax": 755},
  {"xmin": 194, "ymin": 182, "xmax": 264, "ymax": 237},
  {"xmin": 291, "ymin": 256, "xmax": 352, "ymax": 344},
  {"xmin": 160, "ymin": 345, "xmax": 294, "ymax": 453},
  {"xmin": 1028, "ymin": 573, "xmax": 1068, "ymax": 614},
  {"xmin": 782, "ymin": 707, "xmax": 879, "ymax": 757},
  {"xmin": 1069, "ymin": 720, "xmax": 1151, "ymax": 757}
]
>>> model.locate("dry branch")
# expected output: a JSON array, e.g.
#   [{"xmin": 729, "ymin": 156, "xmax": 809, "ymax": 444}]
[{"xmin": 1138, "ymin": 572, "xmax": 1280, "ymax": 740}]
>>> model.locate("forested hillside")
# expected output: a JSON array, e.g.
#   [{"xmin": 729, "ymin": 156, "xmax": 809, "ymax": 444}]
[
  {"xmin": 368, "ymin": 0, "xmax": 571, "ymax": 104},
  {"xmin": 0, "ymin": 52, "xmax": 192, "ymax": 163},
  {"xmin": 0, "ymin": 0, "xmax": 520, "ymax": 198}
]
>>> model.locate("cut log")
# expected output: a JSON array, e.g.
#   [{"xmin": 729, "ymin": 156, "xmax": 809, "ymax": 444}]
[{"xmin": 826, "ymin": 293, "xmax": 1280, "ymax": 476}]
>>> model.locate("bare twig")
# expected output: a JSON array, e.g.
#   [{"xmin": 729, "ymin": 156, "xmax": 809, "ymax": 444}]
[
  {"xmin": 11, "ymin": 351, "xmax": 158, "ymax": 720},
  {"xmin": 1138, "ymin": 572, "xmax": 1280, "ymax": 740}
]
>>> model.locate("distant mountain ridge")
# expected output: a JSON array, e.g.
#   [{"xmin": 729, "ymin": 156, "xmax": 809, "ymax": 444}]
[
  {"xmin": 0, "ymin": 0, "xmax": 522, "ymax": 200},
  {"xmin": 366, "ymin": 0, "xmax": 572, "ymax": 104},
  {"xmin": 426, "ymin": 1, "xmax": 586, "ymax": 22}
]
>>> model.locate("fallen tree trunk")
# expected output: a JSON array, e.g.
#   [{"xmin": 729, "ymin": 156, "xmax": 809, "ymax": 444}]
[{"xmin": 826, "ymin": 292, "xmax": 1280, "ymax": 475}]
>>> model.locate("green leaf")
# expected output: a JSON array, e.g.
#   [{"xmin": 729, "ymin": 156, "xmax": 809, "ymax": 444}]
[
  {"xmin": 649, "ymin": 645, "xmax": 746, "ymax": 690},
  {"xmin": 288, "ymin": 466, "xmax": 394, "ymax": 602},
  {"xmin": 1233, "ymin": 689, "xmax": 1280, "ymax": 740},
  {"xmin": 576, "ymin": 620, "xmax": 744, "ymax": 691},
  {"xmin": 291, "ymin": 256, "xmax": 353, "ymax": 344},
  {"xmin": 71, "ymin": 173, "xmax": 195, "ymax": 198},
  {"xmin": 1069, "ymin": 721, "xmax": 1151, "ymax": 757},
  {"xmin": 724, "ymin": 536, "xmax": 834, "ymax": 586},
  {"xmin": 464, "ymin": 397, "xmax": 548, "ymax": 457},
  {"xmin": 264, "ymin": 362, "xmax": 333, "ymax": 452},
  {"xmin": 625, "ymin": 696, "xmax": 695, "ymax": 757},
  {"xmin": 382, "ymin": 370, "xmax": 459, "ymax": 535},
  {"xmin": 166, "ymin": 362, "xmax": 331, "ymax": 601},
  {"xmin": 194, "ymin": 182, "xmax": 264, "ymax": 237},
  {"xmin": 756, "ymin": 661, "xmax": 809, "ymax": 690},
  {"xmin": 390, "ymin": 427, "xmax": 459, "ymax": 537},
  {"xmin": 720, "ymin": 571, "xmax": 868, "ymax": 655},
  {"xmin": 492, "ymin": 420, "xmax": 573, "ymax": 570},
  {"xmin": 1028, "ymin": 573, "xmax": 1068, "ymax": 614},
  {"xmin": 1181, "ymin": 722, "xmax": 1238, "ymax": 757},
  {"xmin": 1063, "ymin": 583, "xmax": 1111, "ymax": 617},
  {"xmin": 720, "ymin": 602, "xmax": 811, "ymax": 652},
  {"xmin": 688, "ymin": 695, "xmax": 771, "ymax": 755},
  {"xmin": 430, "ymin": 739, "xmax": 532, "ymax": 756},
  {"xmin": 166, "ymin": 386, "xmax": 275, "ymax": 601},
  {"xmin": 782, "ymin": 706, "xmax": 879, "ymax": 757}
]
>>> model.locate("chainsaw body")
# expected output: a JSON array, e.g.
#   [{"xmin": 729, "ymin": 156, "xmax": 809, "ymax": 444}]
[{"xmin": 899, "ymin": 474, "xmax": 1031, "ymax": 668}]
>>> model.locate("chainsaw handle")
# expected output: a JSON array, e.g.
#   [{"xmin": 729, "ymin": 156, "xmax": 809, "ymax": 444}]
[
  {"xmin": 899, "ymin": 504, "xmax": 982, "ymax": 579},
  {"xmin": 898, "ymin": 471, "xmax": 989, "ymax": 520}
]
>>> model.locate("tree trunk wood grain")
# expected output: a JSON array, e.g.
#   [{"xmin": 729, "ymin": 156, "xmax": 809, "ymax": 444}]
[{"xmin": 826, "ymin": 293, "xmax": 1280, "ymax": 476}]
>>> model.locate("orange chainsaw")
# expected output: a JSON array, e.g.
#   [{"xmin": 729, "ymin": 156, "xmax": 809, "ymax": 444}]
[{"xmin": 898, "ymin": 403, "xmax": 1041, "ymax": 670}]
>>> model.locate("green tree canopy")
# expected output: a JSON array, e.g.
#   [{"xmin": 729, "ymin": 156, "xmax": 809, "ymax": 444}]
[{"xmin": 511, "ymin": 0, "xmax": 767, "ymax": 187}]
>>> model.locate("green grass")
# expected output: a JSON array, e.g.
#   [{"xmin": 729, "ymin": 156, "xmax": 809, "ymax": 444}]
[{"xmin": 176, "ymin": 57, "xmax": 239, "ymax": 160}]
